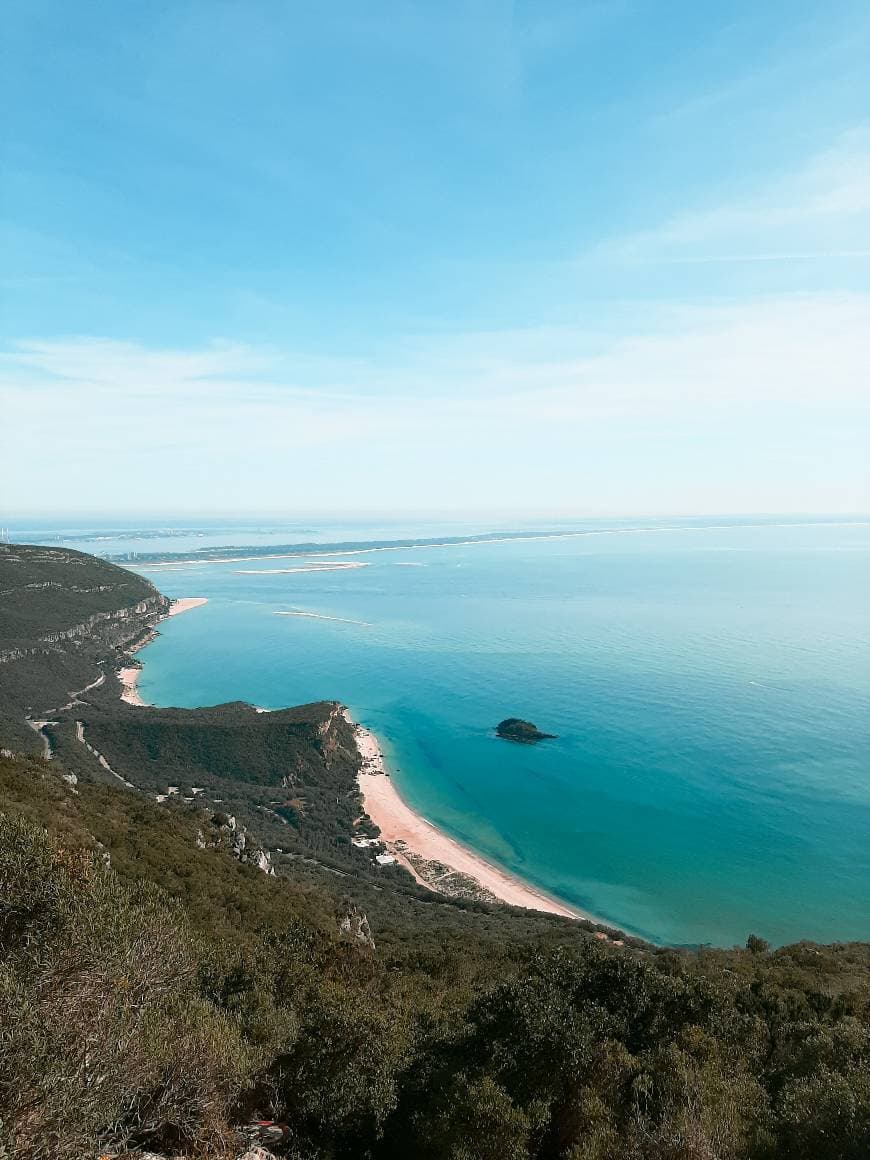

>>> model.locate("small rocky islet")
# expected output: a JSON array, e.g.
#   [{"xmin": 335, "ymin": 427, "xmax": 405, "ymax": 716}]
[{"xmin": 495, "ymin": 717, "xmax": 557, "ymax": 743}]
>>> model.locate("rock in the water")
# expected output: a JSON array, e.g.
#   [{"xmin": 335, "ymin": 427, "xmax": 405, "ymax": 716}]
[{"xmin": 495, "ymin": 717, "xmax": 556, "ymax": 743}]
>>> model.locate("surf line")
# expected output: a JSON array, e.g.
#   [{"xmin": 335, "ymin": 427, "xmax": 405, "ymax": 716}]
[{"xmin": 274, "ymin": 610, "xmax": 372, "ymax": 627}]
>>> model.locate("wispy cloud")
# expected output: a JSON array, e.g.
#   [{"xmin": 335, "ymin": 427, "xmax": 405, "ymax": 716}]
[
  {"xmin": 655, "ymin": 250, "xmax": 870, "ymax": 265},
  {"xmin": 3, "ymin": 291, "xmax": 868, "ymax": 433},
  {"xmin": 1, "ymin": 339, "xmax": 277, "ymax": 395},
  {"xmin": 604, "ymin": 127, "xmax": 870, "ymax": 265}
]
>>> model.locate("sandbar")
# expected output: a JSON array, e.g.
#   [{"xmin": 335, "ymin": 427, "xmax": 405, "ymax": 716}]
[
  {"xmin": 275, "ymin": 610, "xmax": 371, "ymax": 626},
  {"xmin": 235, "ymin": 562, "xmax": 368, "ymax": 574}
]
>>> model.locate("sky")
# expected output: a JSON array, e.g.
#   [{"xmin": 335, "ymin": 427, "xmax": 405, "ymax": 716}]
[{"xmin": 1, "ymin": 0, "xmax": 869, "ymax": 516}]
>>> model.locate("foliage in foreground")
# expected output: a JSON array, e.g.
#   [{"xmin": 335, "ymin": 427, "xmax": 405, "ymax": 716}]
[
  {"xmin": 0, "ymin": 816, "xmax": 250, "ymax": 1158},
  {"xmin": 1, "ymin": 755, "xmax": 868, "ymax": 1159}
]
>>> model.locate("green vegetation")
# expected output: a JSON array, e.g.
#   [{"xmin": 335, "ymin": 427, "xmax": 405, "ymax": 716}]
[
  {"xmin": 0, "ymin": 543, "xmax": 167, "ymax": 750},
  {"xmin": 3, "ymin": 752, "xmax": 868, "ymax": 1159},
  {"xmin": 1, "ymin": 544, "xmax": 868, "ymax": 1158},
  {"xmin": 0, "ymin": 544, "xmax": 159, "ymax": 642},
  {"xmin": 77, "ymin": 700, "xmax": 365, "ymax": 857},
  {"xmin": 496, "ymin": 718, "xmax": 557, "ymax": 742}
]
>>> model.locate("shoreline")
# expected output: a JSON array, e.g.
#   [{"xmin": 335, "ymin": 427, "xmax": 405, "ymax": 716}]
[
  {"xmin": 112, "ymin": 604, "xmax": 617, "ymax": 931},
  {"xmin": 118, "ymin": 597, "xmax": 208, "ymax": 707},
  {"xmin": 122, "ymin": 518, "xmax": 868, "ymax": 571},
  {"xmin": 345, "ymin": 709, "xmax": 603, "ymax": 923}
]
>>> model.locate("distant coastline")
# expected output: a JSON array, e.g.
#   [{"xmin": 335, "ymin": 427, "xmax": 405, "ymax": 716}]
[
  {"xmin": 116, "ymin": 516, "xmax": 870, "ymax": 569},
  {"xmin": 118, "ymin": 597, "xmax": 208, "ymax": 706}
]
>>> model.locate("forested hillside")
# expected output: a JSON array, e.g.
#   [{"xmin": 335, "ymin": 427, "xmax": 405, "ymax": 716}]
[
  {"xmin": 0, "ymin": 543, "xmax": 168, "ymax": 749},
  {"xmin": 0, "ymin": 546, "xmax": 868, "ymax": 1159},
  {"xmin": 3, "ymin": 751, "xmax": 868, "ymax": 1160}
]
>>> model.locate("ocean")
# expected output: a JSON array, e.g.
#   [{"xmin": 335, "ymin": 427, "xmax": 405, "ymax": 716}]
[{"xmin": 14, "ymin": 516, "xmax": 870, "ymax": 947}]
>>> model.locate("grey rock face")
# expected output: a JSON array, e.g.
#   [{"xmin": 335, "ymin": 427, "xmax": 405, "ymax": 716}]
[{"xmin": 338, "ymin": 904, "xmax": 375, "ymax": 950}]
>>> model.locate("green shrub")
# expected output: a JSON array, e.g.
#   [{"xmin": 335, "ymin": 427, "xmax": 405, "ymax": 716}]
[{"xmin": 0, "ymin": 815, "xmax": 252, "ymax": 1158}]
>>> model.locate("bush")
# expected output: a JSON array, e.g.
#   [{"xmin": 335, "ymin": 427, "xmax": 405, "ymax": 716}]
[{"xmin": 0, "ymin": 815, "xmax": 252, "ymax": 1158}]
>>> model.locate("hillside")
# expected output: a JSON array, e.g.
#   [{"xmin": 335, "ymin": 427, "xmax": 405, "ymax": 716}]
[
  {"xmin": 0, "ymin": 543, "xmax": 168, "ymax": 750},
  {"xmin": 0, "ymin": 545, "xmax": 868, "ymax": 1159}
]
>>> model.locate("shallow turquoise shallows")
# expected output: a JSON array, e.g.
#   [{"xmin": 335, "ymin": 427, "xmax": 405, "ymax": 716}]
[{"xmin": 101, "ymin": 520, "xmax": 870, "ymax": 948}]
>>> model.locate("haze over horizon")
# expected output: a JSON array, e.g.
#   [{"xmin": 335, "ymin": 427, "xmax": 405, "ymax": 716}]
[{"xmin": 2, "ymin": 2, "xmax": 869, "ymax": 515}]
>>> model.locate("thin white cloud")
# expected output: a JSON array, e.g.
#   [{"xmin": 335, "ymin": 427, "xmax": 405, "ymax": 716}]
[
  {"xmin": 605, "ymin": 127, "xmax": 870, "ymax": 263},
  {"xmin": 655, "ymin": 250, "xmax": 870, "ymax": 265},
  {"xmin": 1, "ymin": 293, "xmax": 867, "ymax": 513},
  {"xmin": 1, "ymin": 339, "xmax": 275, "ymax": 394},
  {"xmin": 7, "ymin": 294, "xmax": 870, "ymax": 402},
  {"xmin": 2, "ymin": 292, "xmax": 868, "ymax": 429}
]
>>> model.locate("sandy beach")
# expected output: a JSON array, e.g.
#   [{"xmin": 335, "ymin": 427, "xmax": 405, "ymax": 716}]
[
  {"xmin": 118, "ymin": 666, "xmax": 146, "ymax": 706},
  {"xmin": 166, "ymin": 596, "xmax": 209, "ymax": 617},
  {"xmin": 118, "ymin": 597, "xmax": 208, "ymax": 707},
  {"xmin": 345, "ymin": 709, "xmax": 584, "ymax": 920}
]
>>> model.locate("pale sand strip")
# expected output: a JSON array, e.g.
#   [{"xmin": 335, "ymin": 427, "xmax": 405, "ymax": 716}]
[
  {"xmin": 167, "ymin": 596, "xmax": 209, "ymax": 616},
  {"xmin": 118, "ymin": 666, "xmax": 146, "ymax": 707},
  {"xmin": 344, "ymin": 709, "xmax": 585, "ymax": 920},
  {"xmin": 131, "ymin": 521, "xmax": 849, "ymax": 570},
  {"xmin": 119, "ymin": 597, "xmax": 208, "ymax": 707},
  {"xmin": 275, "ymin": 610, "xmax": 372, "ymax": 626},
  {"xmin": 235, "ymin": 562, "xmax": 369, "ymax": 574}
]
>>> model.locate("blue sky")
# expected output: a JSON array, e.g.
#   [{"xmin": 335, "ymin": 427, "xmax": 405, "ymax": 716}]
[{"xmin": 2, "ymin": 1, "xmax": 869, "ymax": 515}]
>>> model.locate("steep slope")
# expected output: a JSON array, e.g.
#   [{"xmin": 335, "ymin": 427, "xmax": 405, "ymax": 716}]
[
  {"xmin": 3, "ymin": 750, "xmax": 869, "ymax": 1160},
  {"xmin": 0, "ymin": 543, "xmax": 168, "ymax": 749}
]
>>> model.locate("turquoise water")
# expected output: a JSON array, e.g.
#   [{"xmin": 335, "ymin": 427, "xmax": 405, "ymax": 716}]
[{"xmin": 112, "ymin": 520, "xmax": 870, "ymax": 947}]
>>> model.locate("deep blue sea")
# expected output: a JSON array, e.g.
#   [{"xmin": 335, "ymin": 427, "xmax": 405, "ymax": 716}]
[{"xmin": 13, "ymin": 516, "xmax": 870, "ymax": 947}]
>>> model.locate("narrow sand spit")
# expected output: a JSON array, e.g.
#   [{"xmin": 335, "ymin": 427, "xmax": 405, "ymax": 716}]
[
  {"xmin": 118, "ymin": 597, "xmax": 208, "ymax": 706},
  {"xmin": 275, "ymin": 610, "xmax": 371, "ymax": 626},
  {"xmin": 235, "ymin": 562, "xmax": 368, "ymax": 574},
  {"xmin": 343, "ymin": 709, "xmax": 583, "ymax": 919}
]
